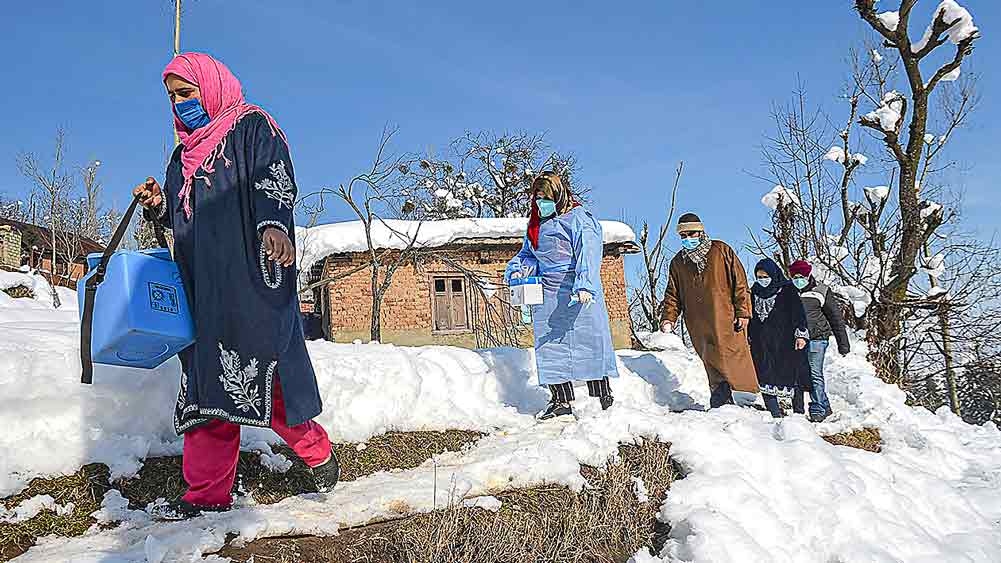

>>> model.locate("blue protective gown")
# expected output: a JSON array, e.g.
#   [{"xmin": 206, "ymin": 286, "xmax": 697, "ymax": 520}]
[{"xmin": 505, "ymin": 207, "xmax": 619, "ymax": 386}]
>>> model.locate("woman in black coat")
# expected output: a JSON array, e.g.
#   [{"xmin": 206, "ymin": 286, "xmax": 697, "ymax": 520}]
[{"xmin": 748, "ymin": 258, "xmax": 812, "ymax": 418}]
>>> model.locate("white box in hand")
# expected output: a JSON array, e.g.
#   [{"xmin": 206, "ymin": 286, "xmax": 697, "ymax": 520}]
[{"xmin": 509, "ymin": 276, "xmax": 544, "ymax": 306}]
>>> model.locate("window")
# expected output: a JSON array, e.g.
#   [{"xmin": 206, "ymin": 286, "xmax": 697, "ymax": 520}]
[{"xmin": 432, "ymin": 275, "xmax": 469, "ymax": 332}]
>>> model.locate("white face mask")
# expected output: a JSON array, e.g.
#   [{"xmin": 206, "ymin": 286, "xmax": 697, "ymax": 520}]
[{"xmin": 756, "ymin": 277, "xmax": 772, "ymax": 288}]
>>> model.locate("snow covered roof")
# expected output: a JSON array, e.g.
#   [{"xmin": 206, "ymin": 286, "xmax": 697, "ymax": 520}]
[{"xmin": 297, "ymin": 218, "xmax": 638, "ymax": 272}]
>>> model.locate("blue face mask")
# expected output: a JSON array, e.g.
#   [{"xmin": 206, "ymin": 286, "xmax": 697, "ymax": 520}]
[
  {"xmin": 175, "ymin": 98, "xmax": 211, "ymax": 130},
  {"xmin": 756, "ymin": 277, "xmax": 772, "ymax": 288},
  {"xmin": 537, "ymin": 199, "xmax": 557, "ymax": 217},
  {"xmin": 792, "ymin": 277, "xmax": 809, "ymax": 290},
  {"xmin": 681, "ymin": 237, "xmax": 702, "ymax": 251}
]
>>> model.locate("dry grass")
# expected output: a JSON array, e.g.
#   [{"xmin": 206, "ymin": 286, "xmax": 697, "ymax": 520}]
[
  {"xmin": 0, "ymin": 430, "xmax": 484, "ymax": 562},
  {"xmin": 0, "ymin": 464, "xmax": 111, "ymax": 562},
  {"xmin": 1, "ymin": 286, "xmax": 32, "ymax": 299},
  {"xmin": 220, "ymin": 439, "xmax": 676, "ymax": 563},
  {"xmin": 822, "ymin": 427, "xmax": 882, "ymax": 453}
]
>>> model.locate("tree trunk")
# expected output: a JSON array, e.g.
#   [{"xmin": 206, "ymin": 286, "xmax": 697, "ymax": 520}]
[
  {"xmin": 867, "ymin": 300, "xmax": 902, "ymax": 383},
  {"xmin": 938, "ymin": 307, "xmax": 960, "ymax": 415},
  {"xmin": 370, "ymin": 264, "xmax": 382, "ymax": 342},
  {"xmin": 49, "ymin": 220, "xmax": 61, "ymax": 308}
]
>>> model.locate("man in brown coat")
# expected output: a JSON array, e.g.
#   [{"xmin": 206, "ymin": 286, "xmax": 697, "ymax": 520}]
[{"xmin": 660, "ymin": 213, "xmax": 760, "ymax": 408}]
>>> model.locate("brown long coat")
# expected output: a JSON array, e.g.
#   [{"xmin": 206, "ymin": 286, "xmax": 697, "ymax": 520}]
[{"xmin": 660, "ymin": 241, "xmax": 760, "ymax": 392}]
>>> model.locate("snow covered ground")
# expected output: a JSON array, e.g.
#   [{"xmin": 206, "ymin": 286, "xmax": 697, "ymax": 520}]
[{"xmin": 2, "ymin": 300, "xmax": 1000, "ymax": 562}]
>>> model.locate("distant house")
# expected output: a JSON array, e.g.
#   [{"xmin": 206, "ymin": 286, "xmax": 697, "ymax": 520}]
[
  {"xmin": 0, "ymin": 218, "xmax": 104, "ymax": 287},
  {"xmin": 298, "ymin": 218, "xmax": 639, "ymax": 349}
]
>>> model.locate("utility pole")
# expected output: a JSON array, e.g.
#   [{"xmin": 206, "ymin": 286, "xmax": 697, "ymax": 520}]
[
  {"xmin": 173, "ymin": 0, "xmax": 182, "ymax": 146},
  {"xmin": 174, "ymin": 0, "xmax": 181, "ymax": 56}
]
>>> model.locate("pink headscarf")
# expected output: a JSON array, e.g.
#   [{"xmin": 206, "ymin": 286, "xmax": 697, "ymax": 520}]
[{"xmin": 163, "ymin": 53, "xmax": 286, "ymax": 218}]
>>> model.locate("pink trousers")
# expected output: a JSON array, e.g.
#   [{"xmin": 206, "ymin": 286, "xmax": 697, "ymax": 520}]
[{"xmin": 181, "ymin": 375, "xmax": 331, "ymax": 507}]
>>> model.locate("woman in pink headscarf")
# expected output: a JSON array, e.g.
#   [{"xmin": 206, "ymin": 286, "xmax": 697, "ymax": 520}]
[{"xmin": 134, "ymin": 53, "xmax": 338, "ymax": 520}]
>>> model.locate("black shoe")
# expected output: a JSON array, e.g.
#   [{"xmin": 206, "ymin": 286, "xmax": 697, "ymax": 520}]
[
  {"xmin": 149, "ymin": 498, "xmax": 230, "ymax": 521},
  {"xmin": 537, "ymin": 401, "xmax": 573, "ymax": 421},
  {"xmin": 600, "ymin": 395, "xmax": 614, "ymax": 411},
  {"xmin": 310, "ymin": 452, "xmax": 340, "ymax": 493}
]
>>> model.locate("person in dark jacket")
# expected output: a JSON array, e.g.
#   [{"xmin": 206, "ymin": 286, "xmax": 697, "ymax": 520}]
[
  {"xmin": 134, "ymin": 53, "xmax": 339, "ymax": 520},
  {"xmin": 789, "ymin": 260, "xmax": 851, "ymax": 422},
  {"xmin": 749, "ymin": 258, "xmax": 812, "ymax": 418}
]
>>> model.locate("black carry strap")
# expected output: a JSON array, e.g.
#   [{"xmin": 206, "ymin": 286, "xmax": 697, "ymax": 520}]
[{"xmin": 80, "ymin": 196, "xmax": 168, "ymax": 384}]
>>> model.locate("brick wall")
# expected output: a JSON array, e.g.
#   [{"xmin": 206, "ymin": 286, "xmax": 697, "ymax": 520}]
[
  {"xmin": 320, "ymin": 244, "xmax": 633, "ymax": 349},
  {"xmin": 0, "ymin": 226, "xmax": 21, "ymax": 270}
]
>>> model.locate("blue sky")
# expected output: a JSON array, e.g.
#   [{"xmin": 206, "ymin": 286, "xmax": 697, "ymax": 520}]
[{"xmin": 3, "ymin": 1, "xmax": 998, "ymax": 274}]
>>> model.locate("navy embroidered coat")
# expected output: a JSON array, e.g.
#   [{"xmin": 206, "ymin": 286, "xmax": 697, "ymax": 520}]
[
  {"xmin": 150, "ymin": 111, "xmax": 322, "ymax": 434},
  {"xmin": 748, "ymin": 261, "xmax": 812, "ymax": 398}
]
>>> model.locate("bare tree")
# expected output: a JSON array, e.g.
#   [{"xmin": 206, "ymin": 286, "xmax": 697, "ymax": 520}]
[
  {"xmin": 852, "ymin": 0, "xmax": 980, "ymax": 378},
  {"xmin": 754, "ymin": 2, "xmax": 995, "ymax": 417},
  {"xmin": 404, "ymin": 131, "xmax": 589, "ymax": 219},
  {"xmin": 630, "ymin": 161, "xmax": 683, "ymax": 333},
  {"xmin": 299, "ymin": 127, "xmax": 425, "ymax": 342},
  {"xmin": 17, "ymin": 129, "xmax": 74, "ymax": 307}
]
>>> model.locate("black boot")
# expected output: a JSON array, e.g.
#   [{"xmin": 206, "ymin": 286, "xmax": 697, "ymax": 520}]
[
  {"xmin": 588, "ymin": 377, "xmax": 613, "ymax": 411},
  {"xmin": 600, "ymin": 395, "xmax": 614, "ymax": 411},
  {"xmin": 149, "ymin": 498, "xmax": 230, "ymax": 521},
  {"xmin": 537, "ymin": 400, "xmax": 573, "ymax": 420},
  {"xmin": 310, "ymin": 452, "xmax": 340, "ymax": 493}
]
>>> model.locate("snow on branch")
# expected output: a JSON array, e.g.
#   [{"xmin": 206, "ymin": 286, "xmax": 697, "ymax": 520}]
[
  {"xmin": 861, "ymin": 91, "xmax": 906, "ymax": 133},
  {"xmin": 939, "ymin": 67, "xmax": 961, "ymax": 82},
  {"xmin": 920, "ymin": 200, "xmax": 943, "ymax": 221},
  {"xmin": 919, "ymin": 253, "xmax": 946, "ymax": 278},
  {"xmin": 761, "ymin": 185, "xmax": 801, "ymax": 211},
  {"xmin": 877, "ymin": 11, "xmax": 900, "ymax": 32},
  {"xmin": 824, "ymin": 145, "xmax": 868, "ymax": 166},
  {"xmin": 912, "ymin": 0, "xmax": 979, "ymax": 55},
  {"xmin": 864, "ymin": 186, "xmax": 891, "ymax": 204}
]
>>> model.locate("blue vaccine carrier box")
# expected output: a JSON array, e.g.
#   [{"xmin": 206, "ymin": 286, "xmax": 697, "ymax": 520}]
[{"xmin": 77, "ymin": 248, "xmax": 195, "ymax": 369}]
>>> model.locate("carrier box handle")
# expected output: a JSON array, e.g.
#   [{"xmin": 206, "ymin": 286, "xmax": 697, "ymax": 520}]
[{"xmin": 80, "ymin": 195, "xmax": 168, "ymax": 384}]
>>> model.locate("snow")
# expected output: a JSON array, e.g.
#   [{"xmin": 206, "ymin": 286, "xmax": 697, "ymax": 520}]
[
  {"xmin": 632, "ymin": 476, "xmax": 650, "ymax": 504},
  {"xmin": 258, "ymin": 451, "xmax": 293, "ymax": 474},
  {"xmin": 823, "ymin": 146, "xmax": 846, "ymax": 163},
  {"xmin": 824, "ymin": 147, "xmax": 867, "ymax": 167},
  {"xmin": 821, "ymin": 235, "xmax": 851, "ymax": 262},
  {"xmin": 761, "ymin": 185, "xmax": 800, "ymax": 211},
  {"xmin": 928, "ymin": 286, "xmax": 949, "ymax": 298},
  {"xmin": 913, "ymin": 1, "xmax": 978, "ymax": 53},
  {"xmin": 921, "ymin": 201, "xmax": 943, "ymax": 220},
  {"xmin": 4, "ymin": 308, "xmax": 1001, "ymax": 563},
  {"xmin": 864, "ymin": 91, "xmax": 904, "ymax": 133},
  {"xmin": 919, "ymin": 253, "xmax": 946, "ymax": 278},
  {"xmin": 876, "ymin": 11, "xmax": 899, "ymax": 31},
  {"xmin": 463, "ymin": 496, "xmax": 502, "ymax": 512},
  {"xmin": 297, "ymin": 218, "xmax": 637, "ymax": 274},
  {"xmin": 0, "ymin": 271, "xmax": 77, "ymax": 311},
  {"xmin": 636, "ymin": 331, "xmax": 688, "ymax": 353},
  {"xmin": 863, "ymin": 185, "xmax": 891, "ymax": 203},
  {"xmin": 941, "ymin": 66, "xmax": 961, "ymax": 81},
  {"xmin": 924, "ymin": 133, "xmax": 936, "ymax": 144},
  {"xmin": 0, "ymin": 495, "xmax": 74, "ymax": 523},
  {"xmin": 833, "ymin": 285, "xmax": 872, "ymax": 318},
  {"xmin": 870, "ymin": 49, "xmax": 883, "ymax": 63}
]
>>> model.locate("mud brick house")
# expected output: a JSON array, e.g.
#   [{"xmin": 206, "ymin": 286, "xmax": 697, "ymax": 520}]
[
  {"xmin": 0, "ymin": 219, "xmax": 104, "ymax": 287},
  {"xmin": 298, "ymin": 218, "xmax": 639, "ymax": 349}
]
